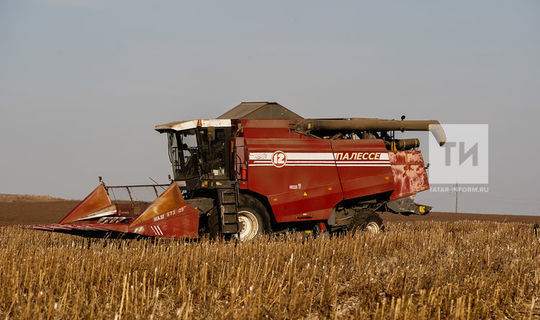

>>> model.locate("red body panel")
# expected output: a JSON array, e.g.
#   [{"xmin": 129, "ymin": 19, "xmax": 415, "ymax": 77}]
[
  {"xmin": 240, "ymin": 119, "xmax": 430, "ymax": 223},
  {"xmin": 330, "ymin": 140, "xmax": 394, "ymax": 200},
  {"xmin": 245, "ymin": 137, "xmax": 343, "ymax": 223}
]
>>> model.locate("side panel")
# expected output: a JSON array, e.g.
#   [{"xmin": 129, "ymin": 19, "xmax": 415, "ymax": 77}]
[
  {"xmin": 245, "ymin": 137, "xmax": 343, "ymax": 223},
  {"xmin": 389, "ymin": 151, "xmax": 429, "ymax": 200},
  {"xmin": 331, "ymin": 140, "xmax": 395, "ymax": 200}
]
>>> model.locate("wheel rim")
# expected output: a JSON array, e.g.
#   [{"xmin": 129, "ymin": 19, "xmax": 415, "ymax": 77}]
[
  {"xmin": 365, "ymin": 221, "xmax": 381, "ymax": 234},
  {"xmin": 238, "ymin": 210, "xmax": 260, "ymax": 241}
]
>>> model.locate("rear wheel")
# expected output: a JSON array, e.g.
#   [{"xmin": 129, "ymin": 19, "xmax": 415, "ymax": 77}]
[
  {"xmin": 237, "ymin": 194, "xmax": 271, "ymax": 241},
  {"xmin": 364, "ymin": 215, "xmax": 384, "ymax": 234},
  {"xmin": 350, "ymin": 211, "xmax": 384, "ymax": 234}
]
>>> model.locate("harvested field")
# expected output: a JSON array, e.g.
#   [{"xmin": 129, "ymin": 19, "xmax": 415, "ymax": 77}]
[{"xmin": 0, "ymin": 221, "xmax": 539, "ymax": 319}]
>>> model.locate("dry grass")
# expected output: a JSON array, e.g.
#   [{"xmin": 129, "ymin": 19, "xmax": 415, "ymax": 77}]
[{"xmin": 0, "ymin": 221, "xmax": 538, "ymax": 319}]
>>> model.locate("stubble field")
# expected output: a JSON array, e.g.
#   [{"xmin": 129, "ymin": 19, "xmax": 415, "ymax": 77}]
[{"xmin": 1, "ymin": 221, "xmax": 539, "ymax": 319}]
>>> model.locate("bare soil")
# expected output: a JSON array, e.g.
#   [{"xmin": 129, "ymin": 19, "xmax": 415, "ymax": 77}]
[{"xmin": 0, "ymin": 200, "xmax": 79, "ymax": 225}]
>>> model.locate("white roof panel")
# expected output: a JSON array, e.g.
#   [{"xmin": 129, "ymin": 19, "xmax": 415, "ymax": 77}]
[{"xmin": 155, "ymin": 119, "xmax": 231, "ymax": 132}]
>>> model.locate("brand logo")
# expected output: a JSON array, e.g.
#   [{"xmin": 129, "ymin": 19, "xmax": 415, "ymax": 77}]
[
  {"xmin": 334, "ymin": 152, "xmax": 388, "ymax": 161},
  {"xmin": 272, "ymin": 150, "xmax": 287, "ymax": 168}
]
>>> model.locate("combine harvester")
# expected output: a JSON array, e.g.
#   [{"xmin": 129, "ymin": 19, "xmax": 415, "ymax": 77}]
[{"xmin": 31, "ymin": 102, "xmax": 446, "ymax": 240}]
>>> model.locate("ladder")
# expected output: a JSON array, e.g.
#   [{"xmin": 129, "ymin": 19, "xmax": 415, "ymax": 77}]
[{"xmin": 217, "ymin": 184, "xmax": 239, "ymax": 235}]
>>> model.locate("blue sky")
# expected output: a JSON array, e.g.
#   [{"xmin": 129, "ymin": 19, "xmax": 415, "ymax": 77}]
[{"xmin": 1, "ymin": 0, "xmax": 539, "ymax": 214}]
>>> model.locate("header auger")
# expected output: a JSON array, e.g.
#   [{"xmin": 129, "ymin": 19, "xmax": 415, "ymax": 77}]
[{"xmin": 30, "ymin": 102, "xmax": 446, "ymax": 240}]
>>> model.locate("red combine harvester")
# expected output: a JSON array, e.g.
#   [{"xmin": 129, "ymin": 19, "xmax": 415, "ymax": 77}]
[{"xmin": 31, "ymin": 102, "xmax": 446, "ymax": 240}]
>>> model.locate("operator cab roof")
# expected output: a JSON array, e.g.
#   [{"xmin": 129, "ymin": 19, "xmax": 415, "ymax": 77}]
[
  {"xmin": 155, "ymin": 101, "xmax": 303, "ymax": 132},
  {"xmin": 155, "ymin": 119, "xmax": 231, "ymax": 132}
]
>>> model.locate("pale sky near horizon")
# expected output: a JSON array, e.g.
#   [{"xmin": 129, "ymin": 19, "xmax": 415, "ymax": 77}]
[{"xmin": 1, "ymin": 0, "xmax": 539, "ymax": 215}]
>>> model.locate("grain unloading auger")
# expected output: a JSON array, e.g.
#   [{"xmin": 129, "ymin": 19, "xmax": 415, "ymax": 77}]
[{"xmin": 30, "ymin": 102, "xmax": 446, "ymax": 240}]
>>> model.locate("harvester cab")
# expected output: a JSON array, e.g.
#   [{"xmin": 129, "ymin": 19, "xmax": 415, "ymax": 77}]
[
  {"xmin": 156, "ymin": 119, "xmax": 233, "ymax": 189},
  {"xmin": 29, "ymin": 102, "xmax": 446, "ymax": 241}
]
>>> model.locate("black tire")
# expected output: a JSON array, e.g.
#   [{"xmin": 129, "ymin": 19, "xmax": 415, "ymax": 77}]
[
  {"xmin": 237, "ymin": 194, "xmax": 271, "ymax": 241},
  {"xmin": 350, "ymin": 211, "xmax": 384, "ymax": 234}
]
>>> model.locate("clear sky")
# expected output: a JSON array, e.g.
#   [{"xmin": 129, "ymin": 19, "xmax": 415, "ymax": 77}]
[{"xmin": 1, "ymin": 0, "xmax": 539, "ymax": 215}]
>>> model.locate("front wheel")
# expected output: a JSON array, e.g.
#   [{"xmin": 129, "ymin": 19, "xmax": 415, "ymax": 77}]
[{"xmin": 237, "ymin": 194, "xmax": 271, "ymax": 241}]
